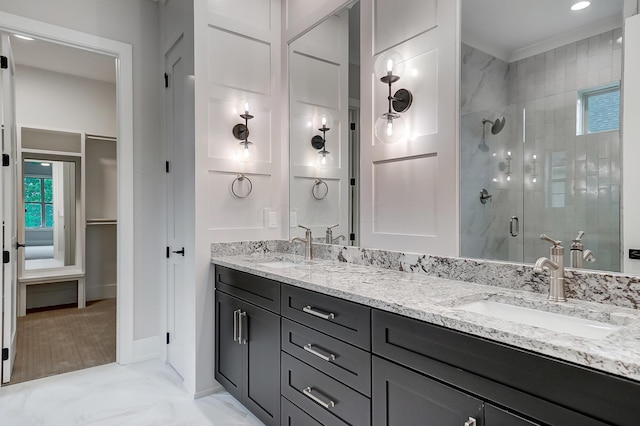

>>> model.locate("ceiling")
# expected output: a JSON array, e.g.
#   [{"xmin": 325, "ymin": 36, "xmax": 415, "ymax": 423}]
[
  {"xmin": 11, "ymin": 35, "xmax": 116, "ymax": 84},
  {"xmin": 462, "ymin": 0, "xmax": 624, "ymax": 62}
]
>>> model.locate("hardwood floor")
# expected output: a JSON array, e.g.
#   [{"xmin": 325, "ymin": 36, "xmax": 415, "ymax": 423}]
[{"xmin": 9, "ymin": 298, "xmax": 116, "ymax": 385}]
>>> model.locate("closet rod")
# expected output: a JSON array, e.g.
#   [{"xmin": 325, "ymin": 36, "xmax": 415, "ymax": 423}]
[
  {"xmin": 86, "ymin": 218, "xmax": 117, "ymax": 225},
  {"xmin": 85, "ymin": 134, "xmax": 117, "ymax": 141}
]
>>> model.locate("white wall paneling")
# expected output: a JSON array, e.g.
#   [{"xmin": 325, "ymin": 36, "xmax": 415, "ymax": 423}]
[
  {"xmin": 207, "ymin": 0, "xmax": 271, "ymax": 31},
  {"xmin": 623, "ymin": 13, "xmax": 640, "ymax": 274},
  {"xmin": 360, "ymin": 0, "xmax": 459, "ymax": 255},
  {"xmin": 290, "ymin": 176, "xmax": 342, "ymax": 229},
  {"xmin": 285, "ymin": 0, "xmax": 351, "ymax": 43}
]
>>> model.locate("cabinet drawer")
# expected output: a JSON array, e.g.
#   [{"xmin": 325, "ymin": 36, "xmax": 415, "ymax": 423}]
[
  {"xmin": 282, "ymin": 285, "xmax": 370, "ymax": 350},
  {"xmin": 281, "ymin": 397, "xmax": 334, "ymax": 426},
  {"xmin": 281, "ymin": 352, "xmax": 370, "ymax": 426},
  {"xmin": 215, "ymin": 266, "xmax": 280, "ymax": 313},
  {"xmin": 281, "ymin": 318, "xmax": 371, "ymax": 396},
  {"xmin": 372, "ymin": 309, "xmax": 626, "ymax": 425}
]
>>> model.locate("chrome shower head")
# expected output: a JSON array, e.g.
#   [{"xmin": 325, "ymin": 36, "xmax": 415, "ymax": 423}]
[{"xmin": 482, "ymin": 116, "xmax": 506, "ymax": 135}]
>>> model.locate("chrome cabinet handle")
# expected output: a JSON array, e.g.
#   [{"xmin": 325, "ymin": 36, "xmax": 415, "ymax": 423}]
[
  {"xmin": 303, "ymin": 344, "xmax": 336, "ymax": 362},
  {"xmin": 303, "ymin": 305, "xmax": 335, "ymax": 320},
  {"xmin": 302, "ymin": 387, "xmax": 335, "ymax": 409},
  {"xmin": 233, "ymin": 309, "xmax": 240, "ymax": 342},
  {"xmin": 464, "ymin": 417, "xmax": 477, "ymax": 426},
  {"xmin": 238, "ymin": 311, "xmax": 247, "ymax": 344},
  {"xmin": 510, "ymin": 216, "xmax": 519, "ymax": 237}
]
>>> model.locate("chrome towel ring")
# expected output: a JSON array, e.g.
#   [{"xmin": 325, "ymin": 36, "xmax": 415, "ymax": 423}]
[
  {"xmin": 231, "ymin": 174, "xmax": 253, "ymax": 198},
  {"xmin": 312, "ymin": 179, "xmax": 328, "ymax": 200}
]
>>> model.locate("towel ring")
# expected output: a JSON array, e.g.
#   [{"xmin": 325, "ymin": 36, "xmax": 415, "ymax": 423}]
[
  {"xmin": 311, "ymin": 179, "xmax": 329, "ymax": 200},
  {"xmin": 231, "ymin": 174, "xmax": 253, "ymax": 198}
]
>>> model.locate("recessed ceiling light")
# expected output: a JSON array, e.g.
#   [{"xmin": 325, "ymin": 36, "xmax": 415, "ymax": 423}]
[
  {"xmin": 571, "ymin": 1, "xmax": 591, "ymax": 11},
  {"xmin": 14, "ymin": 34, "xmax": 34, "ymax": 41}
]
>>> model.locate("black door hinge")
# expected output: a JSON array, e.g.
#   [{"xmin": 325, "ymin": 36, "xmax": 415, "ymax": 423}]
[
  {"xmin": 0, "ymin": 56, "xmax": 7, "ymax": 69},
  {"xmin": 2, "ymin": 348, "xmax": 8, "ymax": 361},
  {"xmin": 2, "ymin": 251, "xmax": 9, "ymax": 264},
  {"xmin": 350, "ymin": 178, "xmax": 356, "ymax": 186},
  {"xmin": 166, "ymin": 247, "xmax": 170, "ymax": 258},
  {"xmin": 165, "ymin": 161, "xmax": 170, "ymax": 173},
  {"xmin": 166, "ymin": 332, "xmax": 170, "ymax": 344},
  {"xmin": 350, "ymin": 122, "xmax": 356, "ymax": 131},
  {"xmin": 2, "ymin": 154, "xmax": 9, "ymax": 167},
  {"xmin": 164, "ymin": 73, "xmax": 169, "ymax": 88},
  {"xmin": 350, "ymin": 233, "xmax": 356, "ymax": 241}
]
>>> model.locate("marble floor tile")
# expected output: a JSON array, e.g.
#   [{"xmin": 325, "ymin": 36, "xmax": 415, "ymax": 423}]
[{"xmin": 0, "ymin": 360, "xmax": 264, "ymax": 425}]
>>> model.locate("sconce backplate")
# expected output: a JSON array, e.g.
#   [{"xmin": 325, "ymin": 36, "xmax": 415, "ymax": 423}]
[
  {"xmin": 311, "ymin": 135, "xmax": 325, "ymax": 149},
  {"xmin": 392, "ymin": 88, "xmax": 413, "ymax": 113},
  {"xmin": 233, "ymin": 123, "xmax": 249, "ymax": 140}
]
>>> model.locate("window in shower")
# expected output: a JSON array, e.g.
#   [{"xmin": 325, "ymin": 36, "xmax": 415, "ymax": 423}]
[{"xmin": 576, "ymin": 82, "xmax": 620, "ymax": 135}]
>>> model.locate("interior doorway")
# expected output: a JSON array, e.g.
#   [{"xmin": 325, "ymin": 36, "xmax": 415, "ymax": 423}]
[{"xmin": 0, "ymin": 12, "xmax": 135, "ymax": 385}]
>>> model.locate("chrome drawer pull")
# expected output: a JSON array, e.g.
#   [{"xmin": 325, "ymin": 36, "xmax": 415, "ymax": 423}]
[
  {"xmin": 233, "ymin": 309, "xmax": 240, "ymax": 342},
  {"xmin": 303, "ymin": 305, "xmax": 335, "ymax": 320},
  {"xmin": 238, "ymin": 311, "xmax": 247, "ymax": 344},
  {"xmin": 464, "ymin": 417, "xmax": 477, "ymax": 426},
  {"xmin": 303, "ymin": 344, "xmax": 336, "ymax": 362},
  {"xmin": 302, "ymin": 386, "xmax": 335, "ymax": 409}
]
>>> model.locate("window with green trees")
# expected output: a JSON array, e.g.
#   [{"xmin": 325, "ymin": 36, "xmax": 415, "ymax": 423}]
[{"xmin": 24, "ymin": 176, "xmax": 53, "ymax": 228}]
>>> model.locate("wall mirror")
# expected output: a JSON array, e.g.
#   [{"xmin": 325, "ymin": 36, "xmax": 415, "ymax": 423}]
[
  {"xmin": 289, "ymin": 0, "xmax": 360, "ymax": 245},
  {"xmin": 460, "ymin": 0, "xmax": 625, "ymax": 272},
  {"xmin": 21, "ymin": 158, "xmax": 79, "ymax": 272}
]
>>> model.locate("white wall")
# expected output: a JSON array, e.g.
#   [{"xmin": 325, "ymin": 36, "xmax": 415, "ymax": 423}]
[
  {"xmin": 15, "ymin": 65, "xmax": 116, "ymax": 136},
  {"xmin": 0, "ymin": 0, "xmax": 163, "ymax": 346}
]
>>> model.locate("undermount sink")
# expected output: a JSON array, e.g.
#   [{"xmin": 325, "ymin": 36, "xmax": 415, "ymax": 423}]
[
  {"xmin": 456, "ymin": 298, "xmax": 627, "ymax": 340},
  {"xmin": 258, "ymin": 260, "xmax": 313, "ymax": 269}
]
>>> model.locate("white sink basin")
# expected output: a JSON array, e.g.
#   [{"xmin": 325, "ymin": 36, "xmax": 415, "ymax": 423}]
[
  {"xmin": 258, "ymin": 261, "xmax": 305, "ymax": 269},
  {"xmin": 457, "ymin": 300, "xmax": 622, "ymax": 340}
]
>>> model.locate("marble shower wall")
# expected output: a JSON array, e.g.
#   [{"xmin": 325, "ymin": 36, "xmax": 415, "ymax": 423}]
[
  {"xmin": 211, "ymin": 240, "xmax": 640, "ymax": 310},
  {"xmin": 460, "ymin": 28, "xmax": 622, "ymax": 272}
]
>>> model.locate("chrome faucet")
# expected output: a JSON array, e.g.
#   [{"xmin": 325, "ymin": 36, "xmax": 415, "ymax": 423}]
[
  {"xmin": 325, "ymin": 224, "xmax": 346, "ymax": 244},
  {"xmin": 533, "ymin": 234, "xmax": 566, "ymax": 302},
  {"xmin": 570, "ymin": 231, "xmax": 596, "ymax": 268},
  {"xmin": 290, "ymin": 225, "xmax": 313, "ymax": 260}
]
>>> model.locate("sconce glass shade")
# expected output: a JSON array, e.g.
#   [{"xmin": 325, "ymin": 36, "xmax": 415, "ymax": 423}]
[
  {"xmin": 312, "ymin": 112, "xmax": 333, "ymax": 130},
  {"xmin": 236, "ymin": 141, "xmax": 255, "ymax": 162},
  {"xmin": 316, "ymin": 148, "xmax": 331, "ymax": 167},
  {"xmin": 374, "ymin": 112, "xmax": 405, "ymax": 144},
  {"xmin": 374, "ymin": 51, "xmax": 405, "ymax": 80}
]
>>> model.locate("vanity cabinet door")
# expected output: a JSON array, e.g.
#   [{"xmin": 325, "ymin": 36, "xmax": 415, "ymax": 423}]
[
  {"xmin": 215, "ymin": 290, "xmax": 244, "ymax": 400},
  {"xmin": 372, "ymin": 356, "xmax": 484, "ymax": 426}
]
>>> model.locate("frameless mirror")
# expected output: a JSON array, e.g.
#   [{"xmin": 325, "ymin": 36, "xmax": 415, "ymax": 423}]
[
  {"xmin": 460, "ymin": 0, "xmax": 624, "ymax": 272},
  {"xmin": 22, "ymin": 159, "xmax": 77, "ymax": 270},
  {"xmin": 288, "ymin": 1, "xmax": 360, "ymax": 245}
]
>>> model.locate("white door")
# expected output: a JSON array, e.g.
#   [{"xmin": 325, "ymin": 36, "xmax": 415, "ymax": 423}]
[
  {"xmin": 165, "ymin": 37, "xmax": 188, "ymax": 379},
  {"xmin": 1, "ymin": 32, "xmax": 18, "ymax": 384}
]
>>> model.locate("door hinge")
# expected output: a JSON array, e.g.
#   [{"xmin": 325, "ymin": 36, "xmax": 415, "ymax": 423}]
[
  {"xmin": 350, "ymin": 233, "xmax": 356, "ymax": 241},
  {"xmin": 0, "ymin": 56, "xmax": 7, "ymax": 69},
  {"xmin": 350, "ymin": 178, "xmax": 356, "ymax": 186},
  {"xmin": 2, "ymin": 251, "xmax": 9, "ymax": 264},
  {"xmin": 166, "ymin": 332, "xmax": 170, "ymax": 344},
  {"xmin": 166, "ymin": 247, "xmax": 170, "ymax": 258},
  {"xmin": 350, "ymin": 122, "xmax": 356, "ymax": 131},
  {"xmin": 2, "ymin": 154, "xmax": 9, "ymax": 167},
  {"xmin": 2, "ymin": 348, "xmax": 8, "ymax": 361},
  {"xmin": 164, "ymin": 72, "xmax": 169, "ymax": 88},
  {"xmin": 165, "ymin": 161, "xmax": 170, "ymax": 173}
]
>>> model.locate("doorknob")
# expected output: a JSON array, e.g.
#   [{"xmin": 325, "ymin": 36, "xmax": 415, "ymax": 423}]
[{"xmin": 172, "ymin": 247, "xmax": 185, "ymax": 256}]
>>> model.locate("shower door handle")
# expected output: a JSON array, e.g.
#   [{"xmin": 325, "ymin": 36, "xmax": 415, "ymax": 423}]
[{"xmin": 510, "ymin": 216, "xmax": 519, "ymax": 237}]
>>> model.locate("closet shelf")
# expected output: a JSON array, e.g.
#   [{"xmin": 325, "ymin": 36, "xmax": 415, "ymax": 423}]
[{"xmin": 86, "ymin": 218, "xmax": 117, "ymax": 226}]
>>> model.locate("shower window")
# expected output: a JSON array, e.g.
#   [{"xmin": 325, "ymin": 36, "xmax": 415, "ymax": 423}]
[
  {"xmin": 577, "ymin": 83, "xmax": 620, "ymax": 135},
  {"xmin": 24, "ymin": 176, "xmax": 54, "ymax": 228}
]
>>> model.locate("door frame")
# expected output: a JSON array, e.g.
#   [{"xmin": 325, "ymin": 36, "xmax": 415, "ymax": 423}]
[{"xmin": 0, "ymin": 12, "xmax": 135, "ymax": 364}]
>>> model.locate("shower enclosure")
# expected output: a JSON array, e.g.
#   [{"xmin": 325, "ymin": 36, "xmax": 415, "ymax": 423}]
[{"xmin": 460, "ymin": 36, "xmax": 622, "ymax": 272}]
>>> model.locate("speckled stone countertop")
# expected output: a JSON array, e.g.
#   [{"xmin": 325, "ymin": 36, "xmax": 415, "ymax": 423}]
[{"xmin": 212, "ymin": 252, "xmax": 640, "ymax": 382}]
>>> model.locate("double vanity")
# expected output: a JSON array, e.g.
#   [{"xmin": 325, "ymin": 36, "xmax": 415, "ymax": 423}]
[{"xmin": 212, "ymin": 246, "xmax": 640, "ymax": 426}]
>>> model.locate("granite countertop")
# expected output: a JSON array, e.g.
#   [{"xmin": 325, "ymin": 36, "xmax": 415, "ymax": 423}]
[{"xmin": 211, "ymin": 252, "xmax": 640, "ymax": 382}]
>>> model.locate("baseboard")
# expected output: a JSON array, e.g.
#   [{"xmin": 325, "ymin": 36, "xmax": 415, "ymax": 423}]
[
  {"xmin": 86, "ymin": 283, "xmax": 117, "ymax": 301},
  {"xmin": 131, "ymin": 336, "xmax": 161, "ymax": 363},
  {"xmin": 194, "ymin": 382, "xmax": 223, "ymax": 399}
]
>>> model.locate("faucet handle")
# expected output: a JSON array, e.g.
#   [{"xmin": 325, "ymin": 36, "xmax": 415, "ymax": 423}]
[
  {"xmin": 573, "ymin": 231, "xmax": 585, "ymax": 242},
  {"xmin": 298, "ymin": 224, "xmax": 311, "ymax": 231},
  {"xmin": 327, "ymin": 224, "xmax": 339, "ymax": 230},
  {"xmin": 540, "ymin": 234, "xmax": 562, "ymax": 247}
]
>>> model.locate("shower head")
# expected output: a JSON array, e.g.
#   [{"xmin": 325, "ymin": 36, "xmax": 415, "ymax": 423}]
[{"xmin": 482, "ymin": 116, "xmax": 506, "ymax": 135}]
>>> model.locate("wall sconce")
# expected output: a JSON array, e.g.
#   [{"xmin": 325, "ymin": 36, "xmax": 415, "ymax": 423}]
[
  {"xmin": 504, "ymin": 150, "xmax": 512, "ymax": 182},
  {"xmin": 232, "ymin": 102, "xmax": 254, "ymax": 162},
  {"xmin": 311, "ymin": 114, "xmax": 331, "ymax": 167},
  {"xmin": 530, "ymin": 154, "xmax": 538, "ymax": 183},
  {"xmin": 374, "ymin": 52, "xmax": 413, "ymax": 144}
]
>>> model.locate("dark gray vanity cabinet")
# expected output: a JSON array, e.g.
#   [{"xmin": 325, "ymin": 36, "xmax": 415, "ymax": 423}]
[{"xmin": 215, "ymin": 267, "xmax": 281, "ymax": 426}]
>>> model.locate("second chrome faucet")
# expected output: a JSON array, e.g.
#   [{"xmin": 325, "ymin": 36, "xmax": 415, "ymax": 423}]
[{"xmin": 533, "ymin": 234, "xmax": 566, "ymax": 302}]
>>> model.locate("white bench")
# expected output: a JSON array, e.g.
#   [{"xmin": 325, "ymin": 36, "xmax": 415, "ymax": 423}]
[{"xmin": 18, "ymin": 274, "xmax": 85, "ymax": 317}]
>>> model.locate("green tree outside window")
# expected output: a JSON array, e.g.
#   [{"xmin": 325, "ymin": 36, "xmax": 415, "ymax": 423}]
[{"xmin": 24, "ymin": 177, "xmax": 54, "ymax": 228}]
